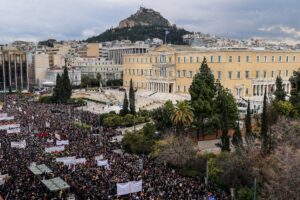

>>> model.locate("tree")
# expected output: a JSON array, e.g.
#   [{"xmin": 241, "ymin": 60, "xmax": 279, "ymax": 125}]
[
  {"xmin": 232, "ymin": 122, "xmax": 244, "ymax": 152},
  {"xmin": 274, "ymin": 76, "xmax": 286, "ymax": 101},
  {"xmin": 189, "ymin": 57, "xmax": 218, "ymax": 139},
  {"xmin": 53, "ymin": 74, "xmax": 62, "ymax": 103},
  {"xmin": 289, "ymin": 70, "xmax": 300, "ymax": 113},
  {"xmin": 129, "ymin": 79, "xmax": 136, "ymax": 115},
  {"xmin": 171, "ymin": 101, "xmax": 193, "ymax": 133},
  {"xmin": 61, "ymin": 66, "xmax": 72, "ymax": 103},
  {"xmin": 52, "ymin": 67, "xmax": 72, "ymax": 104},
  {"xmin": 153, "ymin": 135, "xmax": 196, "ymax": 167},
  {"xmin": 120, "ymin": 91, "xmax": 129, "ymax": 116},
  {"xmin": 261, "ymin": 90, "xmax": 269, "ymax": 154},
  {"xmin": 152, "ymin": 100, "xmax": 174, "ymax": 131},
  {"xmin": 216, "ymin": 84, "xmax": 238, "ymax": 152},
  {"xmin": 245, "ymin": 100, "xmax": 253, "ymax": 145}
]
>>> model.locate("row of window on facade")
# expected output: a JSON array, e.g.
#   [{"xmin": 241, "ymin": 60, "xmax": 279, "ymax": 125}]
[
  {"xmin": 81, "ymin": 67, "xmax": 120, "ymax": 71},
  {"xmin": 178, "ymin": 55, "xmax": 297, "ymax": 64},
  {"xmin": 125, "ymin": 55, "xmax": 297, "ymax": 64},
  {"xmin": 126, "ymin": 68, "xmax": 293, "ymax": 80},
  {"xmin": 214, "ymin": 69, "xmax": 292, "ymax": 80},
  {"xmin": 125, "ymin": 68, "xmax": 174, "ymax": 77}
]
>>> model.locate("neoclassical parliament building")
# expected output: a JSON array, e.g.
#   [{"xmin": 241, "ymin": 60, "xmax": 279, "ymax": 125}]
[{"xmin": 123, "ymin": 45, "xmax": 300, "ymax": 104}]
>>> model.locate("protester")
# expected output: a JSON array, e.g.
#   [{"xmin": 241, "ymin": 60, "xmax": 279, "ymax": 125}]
[{"xmin": 0, "ymin": 94, "xmax": 229, "ymax": 199}]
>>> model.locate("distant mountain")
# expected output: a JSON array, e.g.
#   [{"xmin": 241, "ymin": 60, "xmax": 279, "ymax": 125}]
[{"xmin": 86, "ymin": 7, "xmax": 191, "ymax": 45}]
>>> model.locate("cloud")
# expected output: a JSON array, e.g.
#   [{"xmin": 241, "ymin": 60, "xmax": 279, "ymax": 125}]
[
  {"xmin": 0, "ymin": 0, "xmax": 299, "ymax": 44},
  {"xmin": 258, "ymin": 25, "xmax": 300, "ymax": 44}
]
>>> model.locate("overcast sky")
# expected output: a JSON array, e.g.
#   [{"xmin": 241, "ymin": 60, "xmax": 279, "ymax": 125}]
[{"xmin": 0, "ymin": 0, "xmax": 299, "ymax": 44}]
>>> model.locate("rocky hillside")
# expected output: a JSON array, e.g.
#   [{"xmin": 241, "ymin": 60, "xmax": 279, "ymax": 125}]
[{"xmin": 118, "ymin": 7, "xmax": 171, "ymax": 28}]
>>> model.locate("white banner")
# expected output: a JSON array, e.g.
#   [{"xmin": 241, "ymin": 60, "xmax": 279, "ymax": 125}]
[
  {"xmin": 0, "ymin": 124, "xmax": 20, "ymax": 131},
  {"xmin": 56, "ymin": 156, "xmax": 76, "ymax": 163},
  {"xmin": 97, "ymin": 159, "xmax": 108, "ymax": 167},
  {"xmin": 95, "ymin": 155, "xmax": 104, "ymax": 161},
  {"xmin": 7, "ymin": 127, "xmax": 21, "ymax": 134},
  {"xmin": 56, "ymin": 140, "xmax": 69, "ymax": 146},
  {"xmin": 75, "ymin": 158, "xmax": 86, "ymax": 164},
  {"xmin": 130, "ymin": 180, "xmax": 143, "ymax": 194},
  {"xmin": 117, "ymin": 180, "xmax": 143, "ymax": 196},
  {"xmin": 45, "ymin": 146, "xmax": 65, "ymax": 153},
  {"xmin": 11, "ymin": 140, "xmax": 26, "ymax": 149},
  {"xmin": 63, "ymin": 158, "xmax": 86, "ymax": 165},
  {"xmin": 0, "ymin": 113, "xmax": 8, "ymax": 118},
  {"xmin": 0, "ymin": 116, "xmax": 14, "ymax": 121},
  {"xmin": 117, "ymin": 182, "xmax": 130, "ymax": 196}
]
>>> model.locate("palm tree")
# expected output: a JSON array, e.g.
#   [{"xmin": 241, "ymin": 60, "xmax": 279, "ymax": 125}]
[{"xmin": 171, "ymin": 101, "xmax": 194, "ymax": 134}]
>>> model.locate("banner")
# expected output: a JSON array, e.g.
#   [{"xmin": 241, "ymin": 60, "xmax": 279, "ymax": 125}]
[
  {"xmin": 117, "ymin": 180, "xmax": 143, "ymax": 196},
  {"xmin": 11, "ymin": 140, "xmax": 26, "ymax": 149},
  {"xmin": 0, "ymin": 116, "xmax": 14, "ymax": 121},
  {"xmin": 95, "ymin": 155, "xmax": 104, "ymax": 161},
  {"xmin": 63, "ymin": 158, "xmax": 86, "ymax": 165},
  {"xmin": 7, "ymin": 127, "xmax": 21, "ymax": 134},
  {"xmin": 117, "ymin": 182, "xmax": 130, "ymax": 196},
  {"xmin": 36, "ymin": 133, "xmax": 48, "ymax": 137},
  {"xmin": 0, "ymin": 113, "xmax": 8, "ymax": 118},
  {"xmin": 0, "ymin": 124, "xmax": 20, "ymax": 131},
  {"xmin": 56, "ymin": 156, "xmax": 76, "ymax": 163},
  {"xmin": 56, "ymin": 140, "xmax": 69, "ymax": 146},
  {"xmin": 97, "ymin": 159, "xmax": 108, "ymax": 167},
  {"xmin": 75, "ymin": 158, "xmax": 86, "ymax": 164},
  {"xmin": 130, "ymin": 180, "xmax": 143, "ymax": 194},
  {"xmin": 45, "ymin": 146, "xmax": 65, "ymax": 153}
]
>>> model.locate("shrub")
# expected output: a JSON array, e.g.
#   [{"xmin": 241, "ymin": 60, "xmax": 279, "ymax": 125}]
[
  {"xmin": 122, "ymin": 123, "xmax": 156, "ymax": 155},
  {"xmin": 237, "ymin": 187, "xmax": 253, "ymax": 200},
  {"xmin": 101, "ymin": 113, "xmax": 149, "ymax": 127},
  {"xmin": 39, "ymin": 96, "xmax": 55, "ymax": 104},
  {"xmin": 67, "ymin": 98, "xmax": 86, "ymax": 107}
]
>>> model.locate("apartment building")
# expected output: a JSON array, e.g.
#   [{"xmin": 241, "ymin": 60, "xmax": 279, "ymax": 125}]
[{"xmin": 73, "ymin": 57, "xmax": 123, "ymax": 82}]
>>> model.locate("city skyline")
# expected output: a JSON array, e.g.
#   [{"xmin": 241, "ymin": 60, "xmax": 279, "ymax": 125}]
[{"xmin": 0, "ymin": 0, "xmax": 299, "ymax": 44}]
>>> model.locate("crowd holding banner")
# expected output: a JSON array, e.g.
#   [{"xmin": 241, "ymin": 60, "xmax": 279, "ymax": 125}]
[
  {"xmin": 0, "ymin": 94, "xmax": 229, "ymax": 199},
  {"xmin": 45, "ymin": 146, "xmax": 65, "ymax": 153},
  {"xmin": 56, "ymin": 140, "xmax": 69, "ymax": 146},
  {"xmin": 10, "ymin": 140, "xmax": 26, "ymax": 149},
  {"xmin": 117, "ymin": 180, "xmax": 143, "ymax": 196}
]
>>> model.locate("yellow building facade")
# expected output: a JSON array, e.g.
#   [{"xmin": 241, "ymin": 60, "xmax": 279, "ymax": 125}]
[{"xmin": 123, "ymin": 45, "xmax": 300, "ymax": 100}]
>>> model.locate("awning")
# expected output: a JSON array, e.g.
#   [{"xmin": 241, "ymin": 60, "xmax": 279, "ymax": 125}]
[
  {"xmin": 41, "ymin": 177, "xmax": 70, "ymax": 191},
  {"xmin": 28, "ymin": 164, "xmax": 52, "ymax": 175}
]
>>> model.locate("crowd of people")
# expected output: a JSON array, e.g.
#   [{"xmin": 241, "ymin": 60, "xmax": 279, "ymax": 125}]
[{"xmin": 0, "ymin": 94, "xmax": 229, "ymax": 199}]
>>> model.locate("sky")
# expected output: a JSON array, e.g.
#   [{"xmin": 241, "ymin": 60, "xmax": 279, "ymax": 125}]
[{"xmin": 0, "ymin": 0, "xmax": 299, "ymax": 44}]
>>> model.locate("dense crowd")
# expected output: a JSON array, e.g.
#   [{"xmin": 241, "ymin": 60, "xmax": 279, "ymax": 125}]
[{"xmin": 0, "ymin": 95, "xmax": 229, "ymax": 199}]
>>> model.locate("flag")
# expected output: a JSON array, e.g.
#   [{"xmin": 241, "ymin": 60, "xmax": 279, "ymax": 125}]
[{"xmin": 165, "ymin": 30, "xmax": 170, "ymax": 35}]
